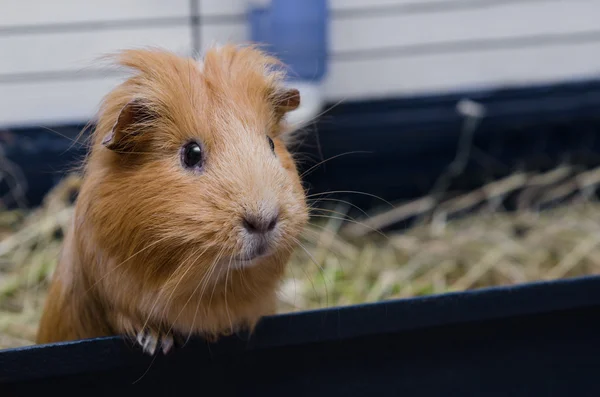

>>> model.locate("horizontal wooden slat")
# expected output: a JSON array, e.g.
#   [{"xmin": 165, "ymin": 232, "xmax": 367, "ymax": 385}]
[
  {"xmin": 331, "ymin": 1, "xmax": 600, "ymax": 53},
  {"xmin": 198, "ymin": 2, "xmax": 600, "ymax": 55},
  {"xmin": 0, "ymin": 26, "xmax": 193, "ymax": 75},
  {"xmin": 200, "ymin": 23, "xmax": 246, "ymax": 49},
  {"xmin": 324, "ymin": 40, "xmax": 600, "ymax": 99},
  {"xmin": 3, "ymin": 40, "xmax": 600, "ymax": 128},
  {"xmin": 199, "ymin": 0, "xmax": 467, "ymax": 16},
  {"xmin": 0, "ymin": 0, "xmax": 190, "ymax": 27},
  {"xmin": 0, "ymin": 77, "xmax": 125, "ymax": 128},
  {"xmin": 330, "ymin": 0, "xmax": 461, "ymax": 11}
]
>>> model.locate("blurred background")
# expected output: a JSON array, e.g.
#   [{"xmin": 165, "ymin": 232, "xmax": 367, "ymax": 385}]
[{"xmin": 2, "ymin": 0, "xmax": 600, "ymax": 349}]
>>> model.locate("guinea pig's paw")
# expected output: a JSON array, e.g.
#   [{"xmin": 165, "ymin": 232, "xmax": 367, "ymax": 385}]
[{"xmin": 135, "ymin": 329, "xmax": 175, "ymax": 356}]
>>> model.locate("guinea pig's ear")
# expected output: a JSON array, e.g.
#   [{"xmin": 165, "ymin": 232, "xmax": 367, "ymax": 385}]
[
  {"xmin": 102, "ymin": 98, "xmax": 153, "ymax": 152},
  {"xmin": 272, "ymin": 88, "xmax": 300, "ymax": 121}
]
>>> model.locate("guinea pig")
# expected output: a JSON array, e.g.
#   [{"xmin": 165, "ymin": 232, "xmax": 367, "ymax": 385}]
[{"xmin": 36, "ymin": 44, "xmax": 309, "ymax": 355}]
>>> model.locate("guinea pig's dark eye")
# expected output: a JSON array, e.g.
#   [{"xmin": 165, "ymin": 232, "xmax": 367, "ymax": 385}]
[
  {"xmin": 181, "ymin": 141, "xmax": 203, "ymax": 169},
  {"xmin": 267, "ymin": 136, "xmax": 275, "ymax": 153}
]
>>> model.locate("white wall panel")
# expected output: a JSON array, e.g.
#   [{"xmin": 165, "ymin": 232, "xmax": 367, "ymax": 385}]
[
  {"xmin": 200, "ymin": 0, "xmax": 465, "ymax": 16},
  {"xmin": 200, "ymin": 23, "xmax": 246, "ymax": 49},
  {"xmin": 0, "ymin": 0, "xmax": 190, "ymax": 27},
  {"xmin": 0, "ymin": 27, "xmax": 193, "ymax": 75},
  {"xmin": 2, "ymin": 0, "xmax": 600, "ymax": 127},
  {"xmin": 325, "ymin": 41, "xmax": 600, "ymax": 99},
  {"xmin": 331, "ymin": 2, "xmax": 600, "ymax": 53},
  {"xmin": 0, "ymin": 77, "xmax": 125, "ymax": 128},
  {"xmin": 329, "ymin": 0, "xmax": 463, "ymax": 11}
]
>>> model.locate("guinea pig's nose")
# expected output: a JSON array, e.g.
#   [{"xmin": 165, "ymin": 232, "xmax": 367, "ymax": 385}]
[{"xmin": 243, "ymin": 213, "xmax": 278, "ymax": 234}]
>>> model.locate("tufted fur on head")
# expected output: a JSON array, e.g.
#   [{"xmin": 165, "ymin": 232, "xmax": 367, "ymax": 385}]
[{"xmin": 37, "ymin": 44, "xmax": 309, "ymax": 350}]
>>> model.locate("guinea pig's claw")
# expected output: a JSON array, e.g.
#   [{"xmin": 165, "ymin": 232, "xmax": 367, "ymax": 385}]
[
  {"xmin": 160, "ymin": 334, "xmax": 174, "ymax": 354},
  {"xmin": 135, "ymin": 330, "xmax": 174, "ymax": 356}
]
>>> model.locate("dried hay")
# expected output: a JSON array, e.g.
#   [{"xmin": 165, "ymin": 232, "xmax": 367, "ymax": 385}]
[{"xmin": 1, "ymin": 163, "xmax": 600, "ymax": 350}]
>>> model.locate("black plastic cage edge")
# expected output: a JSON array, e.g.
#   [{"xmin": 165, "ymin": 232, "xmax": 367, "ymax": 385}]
[{"xmin": 2, "ymin": 274, "xmax": 600, "ymax": 385}]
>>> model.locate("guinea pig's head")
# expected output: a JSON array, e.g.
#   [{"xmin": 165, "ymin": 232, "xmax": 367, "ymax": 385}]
[{"xmin": 83, "ymin": 45, "xmax": 309, "ymax": 290}]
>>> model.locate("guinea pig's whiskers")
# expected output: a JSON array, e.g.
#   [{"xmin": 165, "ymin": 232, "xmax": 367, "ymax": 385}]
[
  {"xmin": 297, "ymin": 249, "xmax": 324, "ymax": 308},
  {"xmin": 236, "ymin": 262, "xmax": 256, "ymax": 298},
  {"xmin": 143, "ymin": 245, "xmax": 207, "ymax": 335},
  {"xmin": 307, "ymin": 205, "xmax": 388, "ymax": 239},
  {"xmin": 306, "ymin": 190, "xmax": 394, "ymax": 208},
  {"xmin": 183, "ymin": 249, "xmax": 227, "ymax": 347},
  {"xmin": 38, "ymin": 125, "xmax": 89, "ymax": 152},
  {"xmin": 297, "ymin": 215, "xmax": 349, "ymax": 308},
  {"xmin": 279, "ymin": 240, "xmax": 301, "ymax": 310},
  {"xmin": 84, "ymin": 235, "xmax": 173, "ymax": 296},
  {"xmin": 290, "ymin": 236, "xmax": 330, "ymax": 308},
  {"xmin": 303, "ymin": 225, "xmax": 353, "ymax": 284},
  {"xmin": 207, "ymin": 254, "xmax": 227, "ymax": 312},
  {"xmin": 158, "ymin": 245, "xmax": 206, "ymax": 310},
  {"xmin": 223, "ymin": 255, "xmax": 234, "ymax": 335},
  {"xmin": 202, "ymin": 247, "xmax": 226, "ymax": 304},
  {"xmin": 307, "ymin": 197, "xmax": 370, "ymax": 218},
  {"xmin": 306, "ymin": 206, "xmax": 361, "ymax": 229},
  {"xmin": 300, "ymin": 151, "xmax": 372, "ymax": 179},
  {"xmin": 299, "ymin": 226, "xmax": 348, "ymax": 273},
  {"xmin": 201, "ymin": 252, "xmax": 231, "ymax": 342},
  {"xmin": 291, "ymin": 97, "xmax": 347, "ymax": 133},
  {"xmin": 174, "ymin": 245, "xmax": 226, "ymax": 348},
  {"xmin": 309, "ymin": 207, "xmax": 361, "ymax": 223},
  {"xmin": 309, "ymin": 213, "xmax": 388, "ymax": 239},
  {"xmin": 184, "ymin": 250, "xmax": 221, "ymax": 348}
]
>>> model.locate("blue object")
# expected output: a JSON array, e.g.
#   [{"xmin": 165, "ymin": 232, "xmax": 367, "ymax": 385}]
[{"xmin": 248, "ymin": 0, "xmax": 328, "ymax": 83}]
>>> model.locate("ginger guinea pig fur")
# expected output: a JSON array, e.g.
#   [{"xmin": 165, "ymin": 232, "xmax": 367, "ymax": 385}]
[{"xmin": 36, "ymin": 44, "xmax": 309, "ymax": 355}]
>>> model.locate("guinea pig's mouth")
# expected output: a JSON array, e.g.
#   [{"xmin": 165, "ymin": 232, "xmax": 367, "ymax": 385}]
[
  {"xmin": 233, "ymin": 253, "xmax": 260, "ymax": 262},
  {"xmin": 230, "ymin": 242, "xmax": 271, "ymax": 268},
  {"xmin": 233, "ymin": 250, "xmax": 267, "ymax": 263}
]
